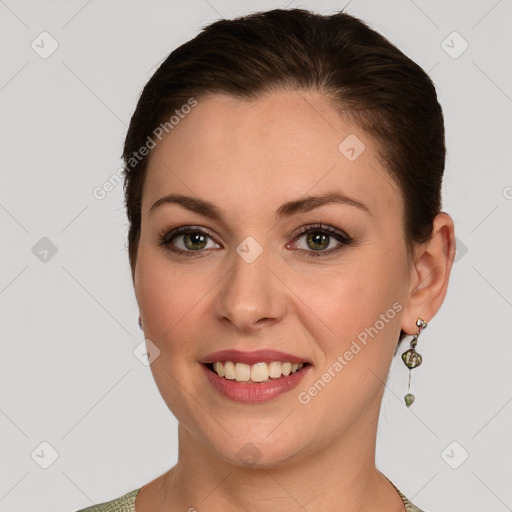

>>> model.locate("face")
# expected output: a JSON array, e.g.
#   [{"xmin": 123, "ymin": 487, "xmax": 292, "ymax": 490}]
[{"xmin": 134, "ymin": 90, "xmax": 413, "ymax": 467}]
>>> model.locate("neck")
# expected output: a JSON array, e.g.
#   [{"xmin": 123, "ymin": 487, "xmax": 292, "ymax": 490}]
[{"xmin": 155, "ymin": 400, "xmax": 404, "ymax": 512}]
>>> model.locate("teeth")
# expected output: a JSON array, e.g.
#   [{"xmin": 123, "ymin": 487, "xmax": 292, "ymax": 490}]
[
  {"xmin": 268, "ymin": 361, "xmax": 282, "ymax": 378},
  {"xmin": 213, "ymin": 361, "xmax": 225, "ymax": 377},
  {"xmin": 224, "ymin": 361, "xmax": 236, "ymax": 380},
  {"xmin": 251, "ymin": 362, "xmax": 268, "ymax": 382},
  {"xmin": 210, "ymin": 361, "xmax": 304, "ymax": 382},
  {"xmin": 235, "ymin": 362, "xmax": 251, "ymax": 382}
]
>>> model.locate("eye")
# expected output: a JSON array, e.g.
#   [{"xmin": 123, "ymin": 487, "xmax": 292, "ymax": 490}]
[
  {"xmin": 158, "ymin": 223, "xmax": 353, "ymax": 259},
  {"xmin": 288, "ymin": 224, "xmax": 352, "ymax": 258},
  {"xmin": 159, "ymin": 226, "xmax": 220, "ymax": 254}
]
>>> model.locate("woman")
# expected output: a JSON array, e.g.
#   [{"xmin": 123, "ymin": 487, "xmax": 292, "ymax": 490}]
[{"xmin": 76, "ymin": 7, "xmax": 455, "ymax": 512}]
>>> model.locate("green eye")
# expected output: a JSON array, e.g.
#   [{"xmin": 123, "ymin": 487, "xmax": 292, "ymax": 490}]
[
  {"xmin": 159, "ymin": 223, "xmax": 353, "ymax": 259},
  {"xmin": 181, "ymin": 231, "xmax": 208, "ymax": 250},
  {"xmin": 291, "ymin": 224, "xmax": 352, "ymax": 258},
  {"xmin": 160, "ymin": 227, "xmax": 219, "ymax": 253},
  {"xmin": 305, "ymin": 231, "xmax": 330, "ymax": 251}
]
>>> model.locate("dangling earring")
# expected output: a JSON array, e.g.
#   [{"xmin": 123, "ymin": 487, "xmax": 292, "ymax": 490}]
[
  {"xmin": 401, "ymin": 317, "xmax": 427, "ymax": 407},
  {"xmin": 138, "ymin": 315, "xmax": 143, "ymax": 331}
]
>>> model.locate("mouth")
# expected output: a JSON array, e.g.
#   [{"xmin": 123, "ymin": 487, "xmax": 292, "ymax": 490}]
[
  {"xmin": 201, "ymin": 360, "xmax": 313, "ymax": 404},
  {"xmin": 204, "ymin": 360, "xmax": 311, "ymax": 383},
  {"xmin": 200, "ymin": 349, "xmax": 313, "ymax": 403}
]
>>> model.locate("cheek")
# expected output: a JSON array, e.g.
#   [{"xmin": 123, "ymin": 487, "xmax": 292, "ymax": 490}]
[
  {"xmin": 135, "ymin": 250, "xmax": 188, "ymax": 341},
  {"xmin": 134, "ymin": 250, "xmax": 212, "ymax": 417},
  {"xmin": 135, "ymin": 248, "xmax": 220, "ymax": 358},
  {"xmin": 296, "ymin": 250, "xmax": 406, "ymax": 360}
]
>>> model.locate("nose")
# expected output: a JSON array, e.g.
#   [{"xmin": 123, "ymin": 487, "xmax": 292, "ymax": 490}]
[{"xmin": 213, "ymin": 242, "xmax": 288, "ymax": 333}]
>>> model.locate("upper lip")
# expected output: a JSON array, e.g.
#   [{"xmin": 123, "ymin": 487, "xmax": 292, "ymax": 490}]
[{"xmin": 200, "ymin": 349, "xmax": 311, "ymax": 365}]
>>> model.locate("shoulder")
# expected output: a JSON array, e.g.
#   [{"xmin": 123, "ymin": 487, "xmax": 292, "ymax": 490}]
[
  {"xmin": 73, "ymin": 488, "xmax": 142, "ymax": 512},
  {"xmin": 387, "ymin": 478, "xmax": 428, "ymax": 512},
  {"xmin": 396, "ymin": 488, "xmax": 429, "ymax": 512}
]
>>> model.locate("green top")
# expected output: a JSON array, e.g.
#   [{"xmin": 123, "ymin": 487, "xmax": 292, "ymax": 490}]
[{"xmin": 75, "ymin": 479, "xmax": 427, "ymax": 512}]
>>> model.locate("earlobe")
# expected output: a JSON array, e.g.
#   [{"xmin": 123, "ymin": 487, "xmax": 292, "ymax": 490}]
[{"xmin": 401, "ymin": 212, "xmax": 456, "ymax": 333}]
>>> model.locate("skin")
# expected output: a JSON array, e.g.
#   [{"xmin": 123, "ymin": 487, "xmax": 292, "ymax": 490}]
[{"xmin": 132, "ymin": 90, "xmax": 456, "ymax": 512}]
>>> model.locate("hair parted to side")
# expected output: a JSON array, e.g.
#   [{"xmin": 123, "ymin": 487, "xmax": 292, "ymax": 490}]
[{"xmin": 122, "ymin": 8, "xmax": 446, "ymax": 346}]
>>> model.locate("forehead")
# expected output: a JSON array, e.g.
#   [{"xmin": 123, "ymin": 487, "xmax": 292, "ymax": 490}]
[{"xmin": 142, "ymin": 90, "xmax": 400, "ymax": 219}]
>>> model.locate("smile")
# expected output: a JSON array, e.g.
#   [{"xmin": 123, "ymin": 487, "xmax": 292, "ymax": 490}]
[
  {"xmin": 208, "ymin": 361, "xmax": 305, "ymax": 383},
  {"xmin": 200, "ymin": 361, "xmax": 313, "ymax": 404}
]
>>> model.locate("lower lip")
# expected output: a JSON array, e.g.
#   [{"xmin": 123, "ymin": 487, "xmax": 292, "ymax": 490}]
[{"xmin": 202, "ymin": 364, "xmax": 311, "ymax": 403}]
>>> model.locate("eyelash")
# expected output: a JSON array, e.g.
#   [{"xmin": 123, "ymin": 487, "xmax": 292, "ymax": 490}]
[{"xmin": 157, "ymin": 223, "xmax": 353, "ymax": 259}]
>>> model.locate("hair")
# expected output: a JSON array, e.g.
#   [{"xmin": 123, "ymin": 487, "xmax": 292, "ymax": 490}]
[{"xmin": 122, "ymin": 8, "xmax": 446, "ymax": 346}]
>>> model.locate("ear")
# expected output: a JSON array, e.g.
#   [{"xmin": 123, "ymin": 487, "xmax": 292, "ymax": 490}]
[{"xmin": 401, "ymin": 212, "xmax": 456, "ymax": 334}]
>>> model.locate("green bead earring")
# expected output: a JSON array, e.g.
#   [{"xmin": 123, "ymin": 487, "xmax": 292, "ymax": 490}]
[{"xmin": 401, "ymin": 317, "xmax": 427, "ymax": 407}]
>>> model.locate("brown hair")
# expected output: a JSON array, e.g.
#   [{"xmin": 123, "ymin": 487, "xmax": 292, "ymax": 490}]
[{"xmin": 122, "ymin": 8, "xmax": 446, "ymax": 345}]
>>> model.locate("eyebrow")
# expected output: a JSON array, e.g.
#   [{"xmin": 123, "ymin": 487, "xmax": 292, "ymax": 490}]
[{"xmin": 149, "ymin": 190, "xmax": 372, "ymax": 219}]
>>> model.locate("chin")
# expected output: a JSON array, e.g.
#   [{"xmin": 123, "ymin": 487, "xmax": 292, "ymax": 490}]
[{"xmin": 205, "ymin": 426, "xmax": 309, "ymax": 469}]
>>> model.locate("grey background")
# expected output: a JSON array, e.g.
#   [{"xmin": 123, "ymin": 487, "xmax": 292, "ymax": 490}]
[{"xmin": 1, "ymin": 1, "xmax": 511, "ymax": 511}]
